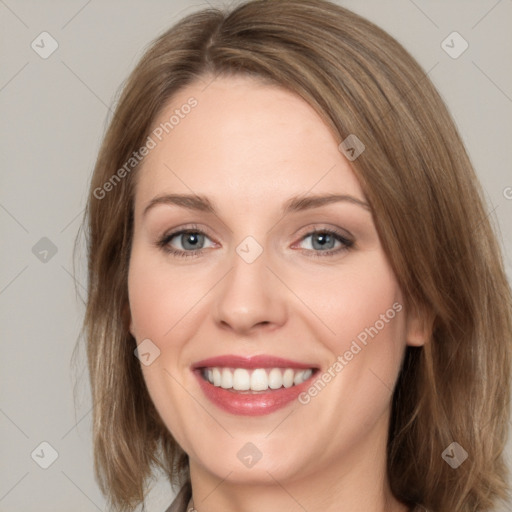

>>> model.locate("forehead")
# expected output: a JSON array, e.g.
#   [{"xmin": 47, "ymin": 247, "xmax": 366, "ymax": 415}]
[{"xmin": 134, "ymin": 74, "xmax": 365, "ymax": 211}]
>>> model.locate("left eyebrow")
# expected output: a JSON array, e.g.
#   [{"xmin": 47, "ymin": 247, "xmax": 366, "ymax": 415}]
[
  {"xmin": 142, "ymin": 192, "xmax": 371, "ymax": 217},
  {"xmin": 282, "ymin": 193, "xmax": 371, "ymax": 213}
]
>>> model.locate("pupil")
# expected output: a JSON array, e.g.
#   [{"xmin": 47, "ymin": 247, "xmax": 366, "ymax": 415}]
[
  {"xmin": 313, "ymin": 233, "xmax": 333, "ymax": 250},
  {"xmin": 183, "ymin": 233, "xmax": 201, "ymax": 250}
]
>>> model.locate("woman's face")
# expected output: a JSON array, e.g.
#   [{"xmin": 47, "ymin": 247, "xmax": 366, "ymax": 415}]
[{"xmin": 128, "ymin": 74, "xmax": 425, "ymax": 486}]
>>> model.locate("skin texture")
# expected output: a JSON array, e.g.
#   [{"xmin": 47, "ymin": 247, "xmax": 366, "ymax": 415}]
[{"xmin": 128, "ymin": 74, "xmax": 426, "ymax": 512}]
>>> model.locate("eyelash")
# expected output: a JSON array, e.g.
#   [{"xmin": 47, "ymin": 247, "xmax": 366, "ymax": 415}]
[{"xmin": 156, "ymin": 224, "xmax": 354, "ymax": 259}]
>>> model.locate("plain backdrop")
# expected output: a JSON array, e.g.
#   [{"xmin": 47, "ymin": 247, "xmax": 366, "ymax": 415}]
[{"xmin": 1, "ymin": 1, "xmax": 511, "ymax": 511}]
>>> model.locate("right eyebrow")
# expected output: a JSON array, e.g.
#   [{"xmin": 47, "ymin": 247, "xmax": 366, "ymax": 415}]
[{"xmin": 143, "ymin": 194, "xmax": 215, "ymax": 217}]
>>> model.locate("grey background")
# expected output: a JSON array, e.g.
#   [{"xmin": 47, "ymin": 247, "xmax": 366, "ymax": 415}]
[{"xmin": 1, "ymin": 0, "xmax": 511, "ymax": 511}]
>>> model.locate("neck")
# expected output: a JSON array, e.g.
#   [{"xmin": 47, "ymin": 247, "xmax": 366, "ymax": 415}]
[{"xmin": 186, "ymin": 412, "xmax": 409, "ymax": 512}]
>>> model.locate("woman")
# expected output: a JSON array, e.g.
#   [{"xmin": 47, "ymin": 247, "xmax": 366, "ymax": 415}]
[{"xmin": 80, "ymin": 1, "xmax": 512, "ymax": 511}]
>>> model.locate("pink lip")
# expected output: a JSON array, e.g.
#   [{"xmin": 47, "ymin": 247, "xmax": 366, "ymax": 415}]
[
  {"xmin": 192, "ymin": 355, "xmax": 318, "ymax": 416},
  {"xmin": 192, "ymin": 354, "xmax": 315, "ymax": 370}
]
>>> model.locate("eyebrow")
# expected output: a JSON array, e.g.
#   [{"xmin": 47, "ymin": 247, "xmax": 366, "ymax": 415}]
[{"xmin": 143, "ymin": 192, "xmax": 371, "ymax": 217}]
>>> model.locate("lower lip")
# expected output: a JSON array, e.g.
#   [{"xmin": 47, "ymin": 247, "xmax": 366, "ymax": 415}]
[{"xmin": 194, "ymin": 370, "xmax": 315, "ymax": 416}]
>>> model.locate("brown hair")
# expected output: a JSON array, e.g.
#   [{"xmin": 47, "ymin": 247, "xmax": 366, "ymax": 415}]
[{"xmin": 78, "ymin": 1, "xmax": 512, "ymax": 511}]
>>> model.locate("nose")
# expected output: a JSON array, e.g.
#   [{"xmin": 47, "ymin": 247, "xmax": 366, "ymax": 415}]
[{"xmin": 212, "ymin": 243, "xmax": 288, "ymax": 336}]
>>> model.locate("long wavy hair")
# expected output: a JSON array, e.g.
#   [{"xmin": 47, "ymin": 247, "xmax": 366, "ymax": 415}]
[{"xmin": 78, "ymin": 1, "xmax": 512, "ymax": 511}]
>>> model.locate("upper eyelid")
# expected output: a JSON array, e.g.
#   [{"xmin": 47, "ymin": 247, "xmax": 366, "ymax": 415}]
[{"xmin": 162, "ymin": 224, "xmax": 214, "ymax": 242}]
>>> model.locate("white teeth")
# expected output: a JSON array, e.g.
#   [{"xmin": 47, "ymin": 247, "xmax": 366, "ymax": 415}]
[
  {"xmin": 220, "ymin": 368, "xmax": 233, "ymax": 389},
  {"xmin": 293, "ymin": 368, "xmax": 313, "ymax": 385},
  {"xmin": 203, "ymin": 367, "xmax": 314, "ymax": 391},
  {"xmin": 283, "ymin": 368, "xmax": 295, "ymax": 388},
  {"xmin": 212, "ymin": 368, "xmax": 221, "ymax": 386},
  {"xmin": 233, "ymin": 368, "xmax": 251, "ymax": 390},
  {"xmin": 293, "ymin": 370, "xmax": 305, "ymax": 385},
  {"xmin": 250, "ymin": 369, "xmax": 268, "ymax": 391},
  {"xmin": 268, "ymin": 368, "xmax": 283, "ymax": 389}
]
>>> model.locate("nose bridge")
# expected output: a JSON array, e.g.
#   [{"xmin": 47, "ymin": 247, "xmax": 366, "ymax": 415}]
[{"xmin": 212, "ymin": 234, "xmax": 286, "ymax": 333}]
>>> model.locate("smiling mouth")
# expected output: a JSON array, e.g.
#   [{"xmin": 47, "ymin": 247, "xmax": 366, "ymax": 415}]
[{"xmin": 199, "ymin": 367, "xmax": 316, "ymax": 392}]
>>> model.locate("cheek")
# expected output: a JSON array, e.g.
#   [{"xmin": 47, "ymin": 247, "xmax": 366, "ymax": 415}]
[
  {"xmin": 293, "ymin": 262, "xmax": 406, "ymax": 450},
  {"xmin": 300, "ymin": 255, "xmax": 407, "ymax": 416},
  {"xmin": 128, "ymin": 246, "xmax": 206, "ymax": 341},
  {"xmin": 128, "ymin": 269, "xmax": 165, "ymax": 340},
  {"xmin": 301, "ymin": 254, "xmax": 404, "ymax": 350},
  {"xmin": 128, "ymin": 249, "xmax": 201, "ymax": 448}
]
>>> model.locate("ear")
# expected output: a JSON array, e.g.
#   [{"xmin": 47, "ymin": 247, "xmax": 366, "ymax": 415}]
[{"xmin": 405, "ymin": 302, "xmax": 432, "ymax": 347}]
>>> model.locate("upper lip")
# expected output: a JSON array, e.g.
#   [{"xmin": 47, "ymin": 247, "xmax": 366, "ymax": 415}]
[{"xmin": 192, "ymin": 355, "xmax": 318, "ymax": 370}]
